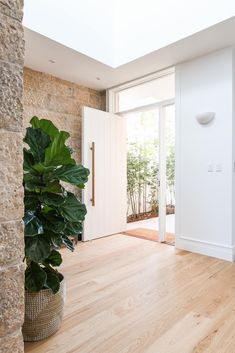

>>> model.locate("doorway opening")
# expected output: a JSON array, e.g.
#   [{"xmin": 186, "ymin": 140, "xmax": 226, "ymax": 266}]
[
  {"xmin": 109, "ymin": 69, "xmax": 175, "ymax": 244},
  {"xmin": 123, "ymin": 104, "xmax": 175, "ymax": 244}
]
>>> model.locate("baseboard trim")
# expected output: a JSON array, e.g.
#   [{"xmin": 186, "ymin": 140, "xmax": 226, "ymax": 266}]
[{"xmin": 176, "ymin": 236, "xmax": 235, "ymax": 262}]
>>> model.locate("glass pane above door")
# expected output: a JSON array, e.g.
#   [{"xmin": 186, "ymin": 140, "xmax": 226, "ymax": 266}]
[{"xmin": 117, "ymin": 73, "xmax": 175, "ymax": 112}]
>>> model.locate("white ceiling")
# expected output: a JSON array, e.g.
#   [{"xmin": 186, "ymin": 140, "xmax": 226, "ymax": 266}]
[{"xmin": 24, "ymin": 16, "xmax": 235, "ymax": 90}]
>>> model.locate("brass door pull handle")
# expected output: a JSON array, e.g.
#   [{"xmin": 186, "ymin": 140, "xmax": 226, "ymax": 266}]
[{"xmin": 90, "ymin": 142, "xmax": 95, "ymax": 206}]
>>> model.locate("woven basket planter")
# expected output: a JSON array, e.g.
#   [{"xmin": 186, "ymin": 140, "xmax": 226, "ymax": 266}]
[{"xmin": 23, "ymin": 278, "xmax": 66, "ymax": 342}]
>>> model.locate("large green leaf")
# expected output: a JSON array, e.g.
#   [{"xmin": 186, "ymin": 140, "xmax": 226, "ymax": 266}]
[
  {"xmin": 25, "ymin": 236, "xmax": 51, "ymax": 262},
  {"xmin": 23, "ymin": 148, "xmax": 35, "ymax": 171},
  {"xmin": 24, "ymin": 173, "xmax": 43, "ymax": 192},
  {"xmin": 47, "ymin": 165, "xmax": 90, "ymax": 187},
  {"xmin": 24, "ymin": 192, "xmax": 40, "ymax": 210},
  {"xmin": 30, "ymin": 116, "xmax": 59, "ymax": 139},
  {"xmin": 32, "ymin": 163, "xmax": 56, "ymax": 174},
  {"xmin": 24, "ymin": 210, "xmax": 35, "ymax": 225},
  {"xmin": 42, "ymin": 181, "xmax": 63, "ymax": 193},
  {"xmin": 60, "ymin": 193, "xmax": 87, "ymax": 222},
  {"xmin": 40, "ymin": 193, "xmax": 65, "ymax": 207},
  {"xmin": 44, "ymin": 131, "xmax": 75, "ymax": 166},
  {"xmin": 65, "ymin": 221, "xmax": 83, "ymax": 235},
  {"xmin": 45, "ymin": 271, "xmax": 60, "ymax": 293},
  {"xmin": 47, "ymin": 232, "xmax": 63, "ymax": 248},
  {"xmin": 44, "ymin": 250, "xmax": 62, "ymax": 267},
  {"xmin": 24, "ymin": 127, "xmax": 51, "ymax": 163},
  {"xmin": 24, "ymin": 211, "xmax": 43, "ymax": 237},
  {"xmin": 25, "ymin": 262, "xmax": 47, "ymax": 292},
  {"xmin": 24, "ymin": 180, "xmax": 37, "ymax": 192},
  {"xmin": 41, "ymin": 213, "xmax": 66, "ymax": 233},
  {"xmin": 62, "ymin": 235, "xmax": 75, "ymax": 251}
]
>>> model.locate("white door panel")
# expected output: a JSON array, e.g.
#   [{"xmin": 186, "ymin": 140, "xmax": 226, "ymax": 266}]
[{"xmin": 82, "ymin": 107, "xmax": 126, "ymax": 241}]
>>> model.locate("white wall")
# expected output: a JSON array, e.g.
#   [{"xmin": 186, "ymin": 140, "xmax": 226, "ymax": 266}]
[{"xmin": 175, "ymin": 48, "xmax": 234, "ymax": 261}]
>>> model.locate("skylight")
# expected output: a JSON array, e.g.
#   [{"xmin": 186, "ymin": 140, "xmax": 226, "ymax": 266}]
[{"xmin": 23, "ymin": 0, "xmax": 235, "ymax": 68}]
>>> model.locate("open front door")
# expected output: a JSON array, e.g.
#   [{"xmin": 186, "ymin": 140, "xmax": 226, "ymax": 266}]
[{"xmin": 82, "ymin": 107, "xmax": 127, "ymax": 241}]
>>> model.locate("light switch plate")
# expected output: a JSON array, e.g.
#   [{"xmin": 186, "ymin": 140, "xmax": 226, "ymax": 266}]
[
  {"xmin": 208, "ymin": 163, "xmax": 214, "ymax": 172},
  {"xmin": 215, "ymin": 164, "xmax": 222, "ymax": 172}
]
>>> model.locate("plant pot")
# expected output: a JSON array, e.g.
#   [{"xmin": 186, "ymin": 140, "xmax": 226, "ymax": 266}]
[{"xmin": 22, "ymin": 278, "xmax": 66, "ymax": 342}]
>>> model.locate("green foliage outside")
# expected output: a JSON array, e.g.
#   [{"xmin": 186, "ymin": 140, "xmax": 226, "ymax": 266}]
[
  {"xmin": 127, "ymin": 140, "xmax": 159, "ymax": 218},
  {"xmin": 127, "ymin": 112, "xmax": 175, "ymax": 219},
  {"xmin": 23, "ymin": 117, "xmax": 89, "ymax": 293}
]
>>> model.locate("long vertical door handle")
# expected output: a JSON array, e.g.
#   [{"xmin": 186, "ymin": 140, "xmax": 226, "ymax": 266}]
[{"xmin": 90, "ymin": 142, "xmax": 95, "ymax": 206}]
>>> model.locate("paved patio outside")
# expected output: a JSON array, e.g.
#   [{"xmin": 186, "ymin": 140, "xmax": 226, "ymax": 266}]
[
  {"xmin": 125, "ymin": 214, "xmax": 175, "ymax": 244},
  {"xmin": 127, "ymin": 214, "xmax": 175, "ymax": 233}
]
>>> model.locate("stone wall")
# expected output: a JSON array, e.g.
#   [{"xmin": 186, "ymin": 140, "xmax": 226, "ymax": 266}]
[
  {"xmin": 23, "ymin": 68, "xmax": 106, "ymax": 165},
  {"xmin": 0, "ymin": 1, "xmax": 25, "ymax": 352}
]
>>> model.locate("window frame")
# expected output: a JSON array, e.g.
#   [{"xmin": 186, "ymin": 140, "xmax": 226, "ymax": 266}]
[{"xmin": 106, "ymin": 67, "xmax": 175, "ymax": 114}]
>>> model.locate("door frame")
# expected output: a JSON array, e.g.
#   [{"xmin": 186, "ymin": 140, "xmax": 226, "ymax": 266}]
[
  {"xmin": 120, "ymin": 99, "xmax": 175, "ymax": 242},
  {"xmin": 158, "ymin": 101, "xmax": 175, "ymax": 242}
]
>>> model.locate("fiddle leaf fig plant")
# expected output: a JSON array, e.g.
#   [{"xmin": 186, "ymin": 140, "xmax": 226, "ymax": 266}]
[{"xmin": 23, "ymin": 117, "xmax": 89, "ymax": 293}]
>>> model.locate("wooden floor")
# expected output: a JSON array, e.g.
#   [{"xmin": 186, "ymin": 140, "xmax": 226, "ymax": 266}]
[{"xmin": 25, "ymin": 234, "xmax": 235, "ymax": 353}]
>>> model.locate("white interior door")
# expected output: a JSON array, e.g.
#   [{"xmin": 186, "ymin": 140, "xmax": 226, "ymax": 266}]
[{"xmin": 82, "ymin": 106, "xmax": 127, "ymax": 241}]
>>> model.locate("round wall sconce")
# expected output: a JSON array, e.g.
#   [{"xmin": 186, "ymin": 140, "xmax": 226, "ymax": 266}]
[{"xmin": 196, "ymin": 112, "xmax": 215, "ymax": 125}]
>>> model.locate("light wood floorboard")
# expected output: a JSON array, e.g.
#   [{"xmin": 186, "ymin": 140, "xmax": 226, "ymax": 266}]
[{"xmin": 24, "ymin": 234, "xmax": 235, "ymax": 353}]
